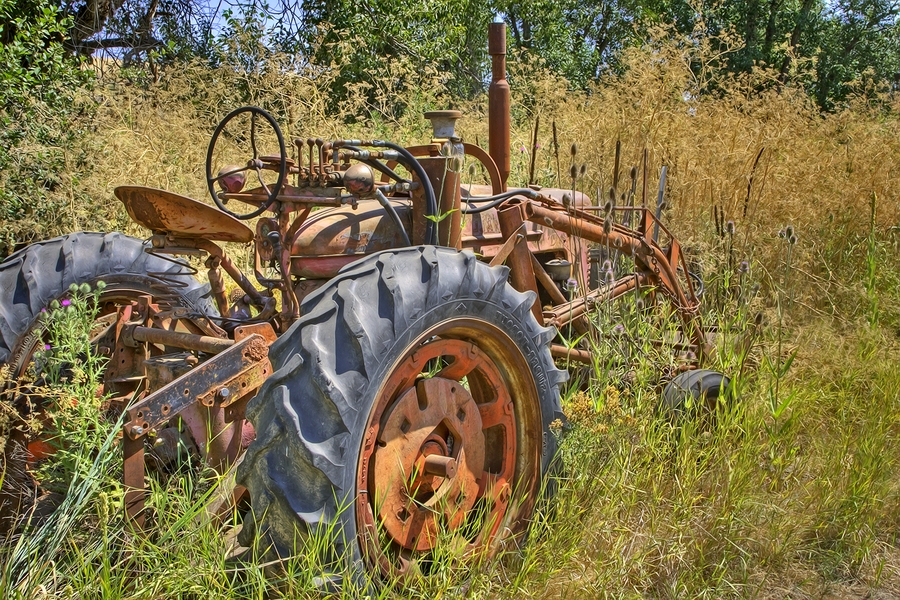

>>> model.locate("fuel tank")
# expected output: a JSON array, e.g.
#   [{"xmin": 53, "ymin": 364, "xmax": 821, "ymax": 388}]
[{"xmin": 288, "ymin": 186, "xmax": 590, "ymax": 280}]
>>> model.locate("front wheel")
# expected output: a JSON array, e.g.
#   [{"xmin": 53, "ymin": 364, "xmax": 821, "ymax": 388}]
[
  {"xmin": 237, "ymin": 246, "xmax": 567, "ymax": 581},
  {"xmin": 660, "ymin": 369, "xmax": 732, "ymax": 419}
]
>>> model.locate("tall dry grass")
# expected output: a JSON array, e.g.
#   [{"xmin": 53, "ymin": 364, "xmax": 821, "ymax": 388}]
[{"xmin": 60, "ymin": 29, "xmax": 900, "ymax": 326}]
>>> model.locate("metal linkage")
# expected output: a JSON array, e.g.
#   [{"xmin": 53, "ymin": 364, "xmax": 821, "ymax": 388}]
[
  {"xmin": 485, "ymin": 194, "xmax": 705, "ymax": 356},
  {"xmin": 122, "ymin": 332, "xmax": 272, "ymax": 527}
]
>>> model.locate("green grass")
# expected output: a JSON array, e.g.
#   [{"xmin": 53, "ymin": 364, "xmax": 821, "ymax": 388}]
[{"xmin": 2, "ymin": 275, "xmax": 898, "ymax": 598}]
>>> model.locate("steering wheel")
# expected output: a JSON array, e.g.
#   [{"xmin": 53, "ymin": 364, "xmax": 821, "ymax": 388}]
[{"xmin": 206, "ymin": 106, "xmax": 287, "ymax": 220}]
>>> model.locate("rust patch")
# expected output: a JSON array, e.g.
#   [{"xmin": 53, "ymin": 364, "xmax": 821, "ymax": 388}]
[{"xmin": 244, "ymin": 336, "xmax": 269, "ymax": 363}]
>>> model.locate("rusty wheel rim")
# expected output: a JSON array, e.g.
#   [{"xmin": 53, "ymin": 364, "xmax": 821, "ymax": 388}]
[{"xmin": 356, "ymin": 318, "xmax": 543, "ymax": 576}]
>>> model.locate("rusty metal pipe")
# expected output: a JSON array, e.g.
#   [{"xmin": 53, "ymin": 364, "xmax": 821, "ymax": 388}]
[
  {"xmin": 279, "ymin": 208, "xmax": 300, "ymax": 324},
  {"xmin": 488, "ymin": 22, "xmax": 510, "ymax": 190},
  {"xmin": 128, "ymin": 325, "xmax": 235, "ymax": 354},
  {"xmin": 205, "ymin": 258, "xmax": 229, "ymax": 316},
  {"xmin": 190, "ymin": 238, "xmax": 278, "ymax": 321},
  {"xmin": 522, "ymin": 201, "xmax": 640, "ymax": 257},
  {"xmin": 549, "ymin": 345, "xmax": 593, "ymax": 363},
  {"xmin": 546, "ymin": 274, "xmax": 644, "ymax": 326},
  {"xmin": 419, "ymin": 156, "xmax": 461, "ymax": 248},
  {"xmin": 519, "ymin": 201, "xmax": 693, "ymax": 311}
]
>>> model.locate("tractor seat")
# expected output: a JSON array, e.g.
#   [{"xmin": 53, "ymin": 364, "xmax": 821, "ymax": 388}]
[{"xmin": 115, "ymin": 186, "xmax": 254, "ymax": 243}]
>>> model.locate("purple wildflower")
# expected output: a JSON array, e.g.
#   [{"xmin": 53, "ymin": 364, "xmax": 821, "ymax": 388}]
[
  {"xmin": 61, "ymin": 299, "xmax": 71, "ymax": 307},
  {"xmin": 44, "ymin": 344, "xmax": 51, "ymax": 351},
  {"xmin": 612, "ymin": 324, "xmax": 625, "ymax": 336},
  {"xmin": 519, "ymin": 146, "xmax": 526, "ymax": 153}
]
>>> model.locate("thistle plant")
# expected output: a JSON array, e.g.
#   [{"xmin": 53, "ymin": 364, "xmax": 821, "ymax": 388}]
[
  {"xmin": 763, "ymin": 226, "xmax": 799, "ymax": 486},
  {"xmin": 31, "ymin": 282, "xmax": 115, "ymax": 497},
  {"xmin": 1, "ymin": 281, "xmax": 128, "ymax": 594}
]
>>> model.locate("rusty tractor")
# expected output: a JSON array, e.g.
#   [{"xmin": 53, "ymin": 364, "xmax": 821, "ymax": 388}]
[{"xmin": 0, "ymin": 24, "xmax": 727, "ymax": 581}]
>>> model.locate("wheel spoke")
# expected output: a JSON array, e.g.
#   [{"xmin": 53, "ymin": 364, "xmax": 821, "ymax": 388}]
[
  {"xmin": 210, "ymin": 165, "xmax": 251, "ymax": 183},
  {"xmin": 477, "ymin": 386, "xmax": 512, "ymax": 429},
  {"xmin": 255, "ymin": 168, "xmax": 271, "ymax": 196},
  {"xmin": 435, "ymin": 360, "xmax": 474, "ymax": 381},
  {"xmin": 89, "ymin": 314, "xmax": 117, "ymax": 344},
  {"xmin": 477, "ymin": 472, "xmax": 511, "ymax": 508},
  {"xmin": 481, "ymin": 473, "xmax": 510, "ymax": 498},
  {"xmin": 434, "ymin": 345, "xmax": 479, "ymax": 381}
]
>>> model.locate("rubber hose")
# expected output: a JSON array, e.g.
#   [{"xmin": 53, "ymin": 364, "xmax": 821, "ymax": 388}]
[
  {"xmin": 461, "ymin": 188, "xmax": 541, "ymax": 214},
  {"xmin": 373, "ymin": 140, "xmax": 438, "ymax": 245},
  {"xmin": 375, "ymin": 189, "xmax": 412, "ymax": 246}
]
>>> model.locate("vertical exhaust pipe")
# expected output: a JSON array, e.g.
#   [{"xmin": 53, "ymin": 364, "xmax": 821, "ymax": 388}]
[{"xmin": 488, "ymin": 22, "xmax": 510, "ymax": 191}]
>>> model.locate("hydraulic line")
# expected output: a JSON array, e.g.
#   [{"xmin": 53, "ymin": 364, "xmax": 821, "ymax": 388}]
[
  {"xmin": 371, "ymin": 140, "xmax": 438, "ymax": 245},
  {"xmin": 336, "ymin": 139, "xmax": 440, "ymax": 244},
  {"xmin": 343, "ymin": 145, "xmax": 410, "ymax": 184},
  {"xmin": 461, "ymin": 188, "xmax": 541, "ymax": 214},
  {"xmin": 375, "ymin": 188, "xmax": 412, "ymax": 246}
]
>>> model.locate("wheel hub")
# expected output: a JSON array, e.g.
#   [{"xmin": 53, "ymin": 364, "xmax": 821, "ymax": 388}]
[
  {"xmin": 357, "ymin": 332, "xmax": 530, "ymax": 574},
  {"xmin": 374, "ymin": 377, "xmax": 484, "ymax": 552}
]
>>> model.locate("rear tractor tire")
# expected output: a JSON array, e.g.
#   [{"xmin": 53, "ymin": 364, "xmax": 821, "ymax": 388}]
[
  {"xmin": 237, "ymin": 246, "xmax": 567, "ymax": 581},
  {"xmin": 0, "ymin": 232, "xmax": 218, "ymax": 534}
]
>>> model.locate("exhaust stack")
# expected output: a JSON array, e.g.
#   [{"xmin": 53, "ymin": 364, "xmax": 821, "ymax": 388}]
[{"xmin": 488, "ymin": 22, "xmax": 510, "ymax": 191}]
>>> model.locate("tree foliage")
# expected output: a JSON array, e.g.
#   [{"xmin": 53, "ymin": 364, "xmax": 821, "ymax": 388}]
[
  {"xmin": 0, "ymin": 0, "xmax": 85, "ymax": 106},
  {"xmin": 0, "ymin": 0, "xmax": 92, "ymax": 254},
  {"xmin": 497, "ymin": 0, "xmax": 664, "ymax": 88},
  {"xmin": 659, "ymin": 0, "xmax": 900, "ymax": 107},
  {"xmin": 269, "ymin": 0, "xmax": 495, "ymax": 99},
  {"xmin": 1, "ymin": 0, "xmax": 899, "ymax": 112}
]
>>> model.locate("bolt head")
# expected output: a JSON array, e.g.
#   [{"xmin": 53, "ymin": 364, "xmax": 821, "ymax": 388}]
[{"xmin": 131, "ymin": 425, "xmax": 144, "ymax": 437}]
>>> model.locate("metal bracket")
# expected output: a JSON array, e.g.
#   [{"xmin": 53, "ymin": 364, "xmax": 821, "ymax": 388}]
[
  {"xmin": 123, "ymin": 333, "xmax": 271, "ymax": 440},
  {"xmin": 488, "ymin": 223, "xmax": 526, "ymax": 267}
]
